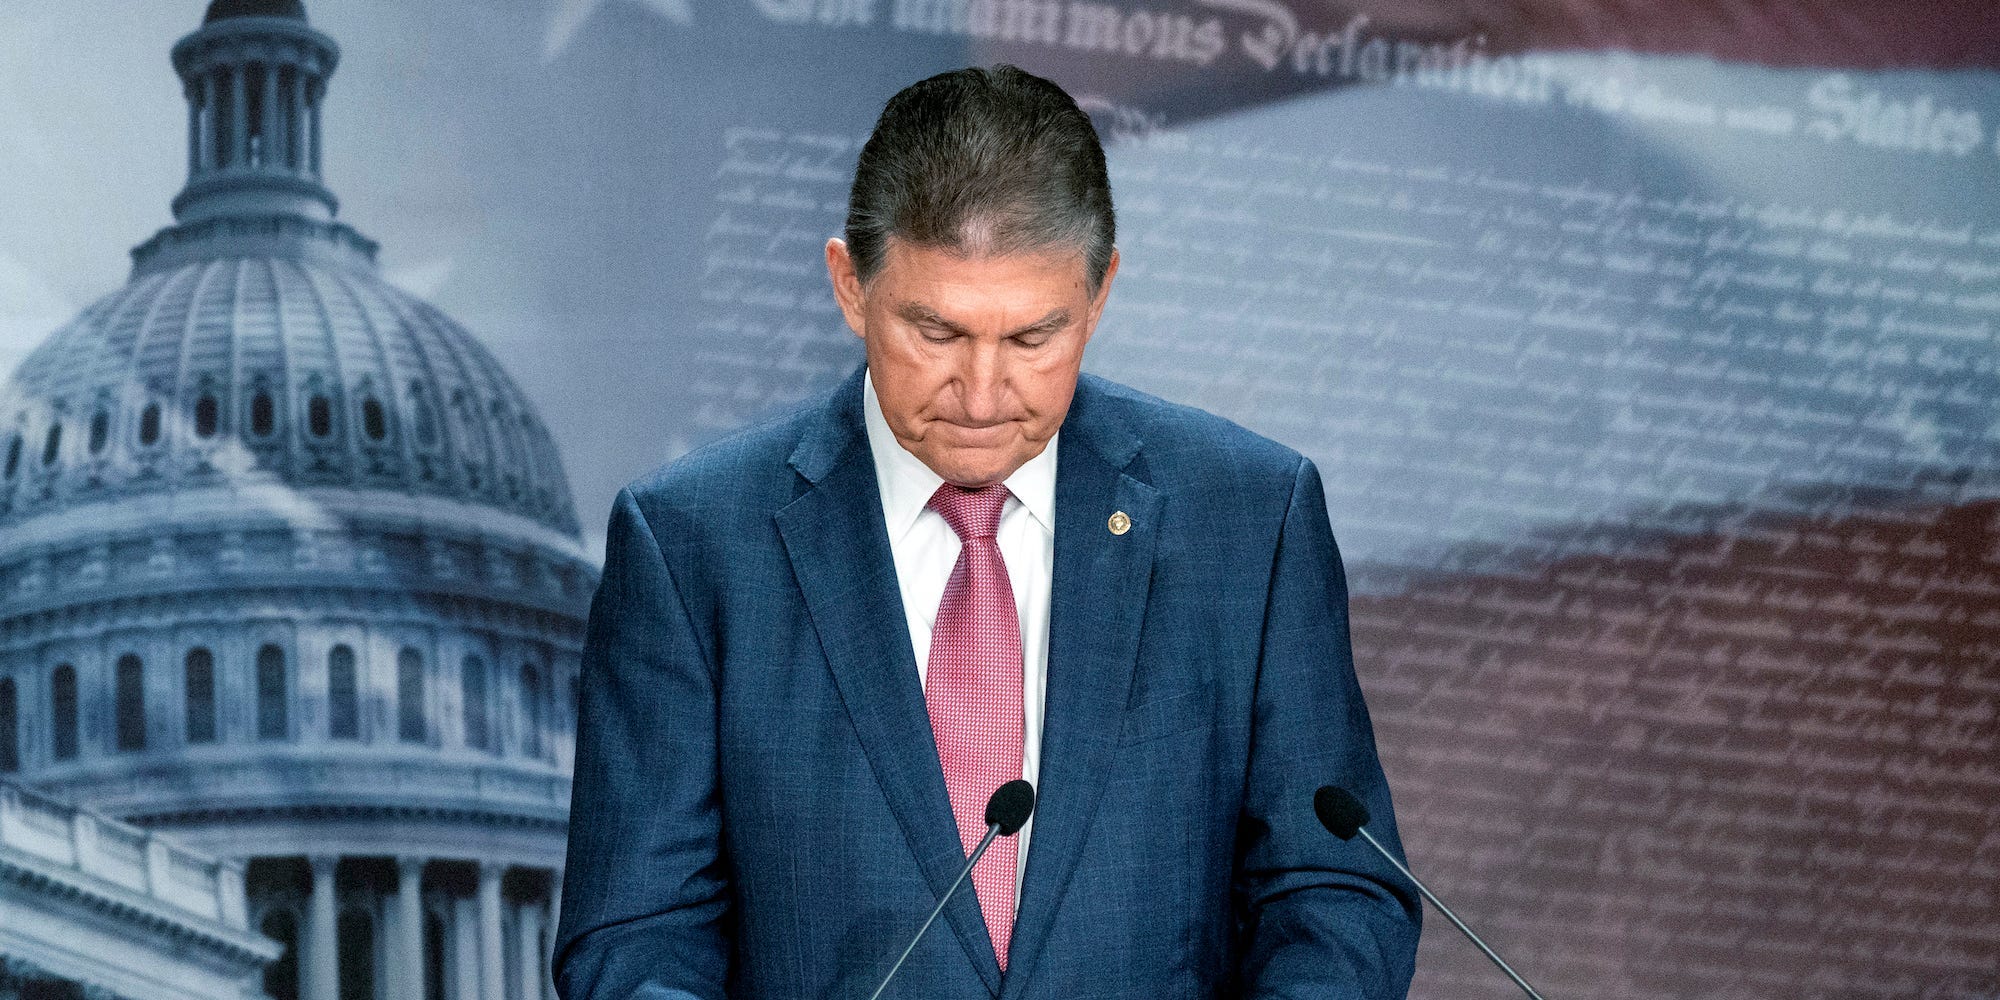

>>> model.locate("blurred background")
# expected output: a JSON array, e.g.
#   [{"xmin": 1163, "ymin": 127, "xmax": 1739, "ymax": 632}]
[{"xmin": 0, "ymin": 1, "xmax": 1995, "ymax": 998}]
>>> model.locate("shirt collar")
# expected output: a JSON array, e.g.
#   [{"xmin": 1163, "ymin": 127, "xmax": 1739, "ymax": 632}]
[{"xmin": 862, "ymin": 367, "xmax": 1058, "ymax": 541}]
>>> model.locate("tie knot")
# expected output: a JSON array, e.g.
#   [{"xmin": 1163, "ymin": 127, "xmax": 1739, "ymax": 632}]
[{"xmin": 928, "ymin": 482, "xmax": 1010, "ymax": 541}]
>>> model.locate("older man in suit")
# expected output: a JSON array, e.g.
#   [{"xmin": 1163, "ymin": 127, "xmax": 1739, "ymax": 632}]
[{"xmin": 553, "ymin": 65, "xmax": 1422, "ymax": 999}]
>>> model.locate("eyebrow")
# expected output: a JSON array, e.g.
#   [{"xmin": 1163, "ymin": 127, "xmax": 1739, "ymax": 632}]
[{"xmin": 895, "ymin": 302, "xmax": 1071, "ymax": 338}]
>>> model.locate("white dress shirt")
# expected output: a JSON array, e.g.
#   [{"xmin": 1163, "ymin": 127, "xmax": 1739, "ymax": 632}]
[{"xmin": 862, "ymin": 368, "xmax": 1055, "ymax": 909}]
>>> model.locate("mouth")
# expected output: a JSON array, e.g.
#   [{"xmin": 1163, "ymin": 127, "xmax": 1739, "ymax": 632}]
[{"xmin": 937, "ymin": 420, "xmax": 1014, "ymax": 442}]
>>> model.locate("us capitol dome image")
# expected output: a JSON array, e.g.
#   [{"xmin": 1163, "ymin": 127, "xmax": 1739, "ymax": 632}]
[{"xmin": 0, "ymin": 2, "xmax": 598, "ymax": 999}]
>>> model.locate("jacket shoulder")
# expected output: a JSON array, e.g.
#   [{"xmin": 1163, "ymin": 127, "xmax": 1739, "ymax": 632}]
[
  {"xmin": 1079, "ymin": 374, "xmax": 1306, "ymax": 487},
  {"xmin": 616, "ymin": 395, "xmax": 821, "ymax": 529}
]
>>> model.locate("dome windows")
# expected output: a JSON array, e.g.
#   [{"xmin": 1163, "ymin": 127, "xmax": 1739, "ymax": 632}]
[
  {"xmin": 327, "ymin": 644, "xmax": 359, "ymax": 739},
  {"xmin": 520, "ymin": 663, "xmax": 542, "ymax": 758},
  {"xmin": 350, "ymin": 377, "xmax": 392, "ymax": 449},
  {"xmin": 194, "ymin": 391, "xmax": 221, "ymax": 438},
  {"xmin": 308, "ymin": 393, "xmax": 334, "ymax": 438},
  {"xmin": 115, "ymin": 653, "xmax": 147, "ymax": 752},
  {"xmin": 0, "ymin": 645, "xmax": 520, "ymax": 761},
  {"xmin": 51, "ymin": 665, "xmax": 79, "ymax": 761},
  {"xmin": 6, "ymin": 264, "xmax": 584, "ymax": 538},
  {"xmin": 362, "ymin": 395, "xmax": 388, "ymax": 442},
  {"xmin": 139, "ymin": 401, "xmax": 163, "ymax": 446},
  {"xmin": 0, "ymin": 676, "xmax": 18, "ymax": 773},
  {"xmin": 185, "ymin": 647, "xmax": 217, "ymax": 744},
  {"xmin": 398, "ymin": 647, "xmax": 426, "ymax": 743},
  {"xmin": 242, "ymin": 378, "xmax": 280, "ymax": 441},
  {"xmin": 300, "ymin": 375, "xmax": 338, "ymax": 442},
  {"xmin": 257, "ymin": 643, "xmax": 289, "ymax": 739},
  {"xmin": 250, "ymin": 388, "xmax": 277, "ymax": 437},
  {"xmin": 89, "ymin": 408, "xmax": 110, "ymax": 455},
  {"xmin": 461, "ymin": 654, "xmax": 489, "ymax": 751}
]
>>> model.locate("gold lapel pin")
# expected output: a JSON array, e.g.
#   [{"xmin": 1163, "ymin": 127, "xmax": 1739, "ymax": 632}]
[{"xmin": 1108, "ymin": 510, "xmax": 1131, "ymax": 535}]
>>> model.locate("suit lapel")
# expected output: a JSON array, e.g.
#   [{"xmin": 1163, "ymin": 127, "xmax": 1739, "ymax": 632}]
[
  {"xmin": 773, "ymin": 367, "xmax": 1005, "ymax": 996},
  {"xmin": 1002, "ymin": 377, "xmax": 1161, "ymax": 998}
]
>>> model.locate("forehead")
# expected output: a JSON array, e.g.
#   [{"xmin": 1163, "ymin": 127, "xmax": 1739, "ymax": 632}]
[{"xmin": 874, "ymin": 236, "xmax": 1090, "ymax": 290}]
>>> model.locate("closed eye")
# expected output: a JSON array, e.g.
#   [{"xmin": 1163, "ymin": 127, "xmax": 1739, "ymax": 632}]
[{"xmin": 895, "ymin": 301, "xmax": 1071, "ymax": 344}]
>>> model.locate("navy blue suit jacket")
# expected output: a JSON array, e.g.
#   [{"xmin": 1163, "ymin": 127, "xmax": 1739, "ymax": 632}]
[{"xmin": 553, "ymin": 365, "xmax": 1421, "ymax": 999}]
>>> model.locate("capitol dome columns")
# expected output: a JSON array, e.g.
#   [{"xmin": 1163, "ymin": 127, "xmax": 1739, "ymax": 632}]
[
  {"xmin": 479, "ymin": 861, "xmax": 507, "ymax": 999},
  {"xmin": 261, "ymin": 853, "xmax": 560, "ymax": 1000},
  {"xmin": 516, "ymin": 887, "xmax": 545, "ymax": 1000},
  {"xmin": 306, "ymin": 853, "xmax": 339, "ymax": 1000},
  {"xmin": 394, "ymin": 855, "xmax": 425, "ymax": 1000},
  {"xmin": 168, "ymin": 5, "xmax": 340, "ymax": 226}
]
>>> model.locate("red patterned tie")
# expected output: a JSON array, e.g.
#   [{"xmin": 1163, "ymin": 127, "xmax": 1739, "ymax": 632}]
[{"xmin": 925, "ymin": 482, "xmax": 1025, "ymax": 971}]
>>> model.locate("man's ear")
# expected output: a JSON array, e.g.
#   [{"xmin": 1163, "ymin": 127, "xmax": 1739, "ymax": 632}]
[
  {"xmin": 1080, "ymin": 246, "xmax": 1120, "ymax": 344},
  {"xmin": 825, "ymin": 238, "xmax": 868, "ymax": 340}
]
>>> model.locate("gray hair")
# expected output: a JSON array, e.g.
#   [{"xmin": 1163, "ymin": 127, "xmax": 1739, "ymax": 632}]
[{"xmin": 843, "ymin": 64, "xmax": 1116, "ymax": 291}]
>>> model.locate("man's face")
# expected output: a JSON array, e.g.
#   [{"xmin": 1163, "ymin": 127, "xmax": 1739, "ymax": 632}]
[{"xmin": 826, "ymin": 234, "xmax": 1120, "ymax": 487}]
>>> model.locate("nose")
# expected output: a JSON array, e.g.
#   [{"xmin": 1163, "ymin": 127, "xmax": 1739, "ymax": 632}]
[{"xmin": 955, "ymin": 339, "xmax": 1007, "ymax": 423}]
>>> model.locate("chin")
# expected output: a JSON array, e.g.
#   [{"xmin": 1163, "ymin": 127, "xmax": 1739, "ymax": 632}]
[
  {"xmin": 939, "ymin": 469, "xmax": 1007, "ymax": 489},
  {"xmin": 928, "ymin": 455, "xmax": 1012, "ymax": 489}
]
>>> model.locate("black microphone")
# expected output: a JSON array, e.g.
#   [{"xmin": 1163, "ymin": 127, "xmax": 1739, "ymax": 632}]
[
  {"xmin": 866, "ymin": 779, "xmax": 1036, "ymax": 1000},
  {"xmin": 1314, "ymin": 786, "xmax": 1549, "ymax": 1000}
]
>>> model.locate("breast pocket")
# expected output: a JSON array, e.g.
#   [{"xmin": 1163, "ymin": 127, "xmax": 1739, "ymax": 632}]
[{"xmin": 1117, "ymin": 688, "xmax": 1211, "ymax": 746}]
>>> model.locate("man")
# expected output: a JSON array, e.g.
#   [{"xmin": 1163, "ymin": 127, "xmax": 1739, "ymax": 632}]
[{"xmin": 554, "ymin": 65, "xmax": 1421, "ymax": 999}]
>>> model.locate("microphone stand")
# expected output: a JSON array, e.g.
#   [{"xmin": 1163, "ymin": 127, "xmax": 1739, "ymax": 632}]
[
  {"xmin": 865, "ymin": 821, "xmax": 1005, "ymax": 1000},
  {"xmin": 1351, "ymin": 825, "xmax": 1548, "ymax": 1000}
]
